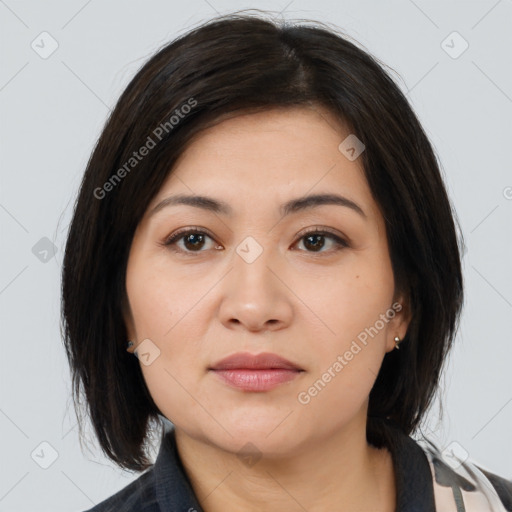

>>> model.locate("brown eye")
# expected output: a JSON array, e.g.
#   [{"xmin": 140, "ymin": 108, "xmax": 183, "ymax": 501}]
[
  {"xmin": 295, "ymin": 229, "xmax": 348, "ymax": 254},
  {"xmin": 163, "ymin": 228, "xmax": 219, "ymax": 253},
  {"xmin": 302, "ymin": 233, "xmax": 327, "ymax": 252},
  {"xmin": 162, "ymin": 227, "xmax": 348, "ymax": 256},
  {"xmin": 180, "ymin": 232, "xmax": 207, "ymax": 251}
]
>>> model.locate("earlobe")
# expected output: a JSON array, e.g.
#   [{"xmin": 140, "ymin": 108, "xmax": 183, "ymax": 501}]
[
  {"xmin": 385, "ymin": 298, "xmax": 411, "ymax": 352},
  {"xmin": 385, "ymin": 333, "xmax": 406, "ymax": 353}
]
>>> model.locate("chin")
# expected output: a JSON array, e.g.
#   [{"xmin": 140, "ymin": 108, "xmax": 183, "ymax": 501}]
[
  {"xmin": 204, "ymin": 418, "xmax": 305, "ymax": 457},
  {"xmin": 222, "ymin": 433, "xmax": 300, "ymax": 461}
]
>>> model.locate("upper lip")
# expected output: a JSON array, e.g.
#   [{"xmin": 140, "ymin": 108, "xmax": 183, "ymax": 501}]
[{"xmin": 209, "ymin": 352, "xmax": 304, "ymax": 371}]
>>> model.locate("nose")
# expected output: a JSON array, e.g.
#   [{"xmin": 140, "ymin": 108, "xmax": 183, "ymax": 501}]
[{"xmin": 217, "ymin": 240, "xmax": 294, "ymax": 333}]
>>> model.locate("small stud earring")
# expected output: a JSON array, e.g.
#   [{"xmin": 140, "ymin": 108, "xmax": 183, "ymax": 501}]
[
  {"xmin": 394, "ymin": 336, "xmax": 401, "ymax": 350},
  {"xmin": 127, "ymin": 340, "xmax": 134, "ymax": 352}
]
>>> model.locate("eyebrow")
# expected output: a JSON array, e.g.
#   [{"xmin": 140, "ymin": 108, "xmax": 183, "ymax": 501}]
[{"xmin": 149, "ymin": 192, "xmax": 367, "ymax": 219}]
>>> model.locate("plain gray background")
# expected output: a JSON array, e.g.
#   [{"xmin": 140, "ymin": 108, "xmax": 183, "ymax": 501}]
[{"xmin": 1, "ymin": 0, "xmax": 511, "ymax": 510}]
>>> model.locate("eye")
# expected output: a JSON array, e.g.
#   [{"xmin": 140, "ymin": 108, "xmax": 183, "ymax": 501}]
[
  {"xmin": 162, "ymin": 227, "xmax": 221, "ymax": 253},
  {"xmin": 161, "ymin": 227, "xmax": 349, "ymax": 255},
  {"xmin": 293, "ymin": 228, "xmax": 349, "ymax": 254}
]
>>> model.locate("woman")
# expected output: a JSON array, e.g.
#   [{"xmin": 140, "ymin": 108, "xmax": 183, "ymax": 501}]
[{"xmin": 61, "ymin": 11, "xmax": 512, "ymax": 512}]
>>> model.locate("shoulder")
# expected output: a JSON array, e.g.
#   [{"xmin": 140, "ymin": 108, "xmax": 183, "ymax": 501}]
[
  {"xmin": 417, "ymin": 437, "xmax": 512, "ymax": 511},
  {"xmin": 81, "ymin": 468, "xmax": 158, "ymax": 512},
  {"xmin": 478, "ymin": 468, "xmax": 512, "ymax": 511}
]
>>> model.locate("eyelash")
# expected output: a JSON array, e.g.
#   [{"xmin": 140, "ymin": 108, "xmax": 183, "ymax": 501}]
[{"xmin": 161, "ymin": 226, "xmax": 349, "ymax": 256}]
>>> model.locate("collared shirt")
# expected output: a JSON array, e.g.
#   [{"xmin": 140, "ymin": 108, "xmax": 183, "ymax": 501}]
[{"xmin": 83, "ymin": 424, "xmax": 512, "ymax": 511}]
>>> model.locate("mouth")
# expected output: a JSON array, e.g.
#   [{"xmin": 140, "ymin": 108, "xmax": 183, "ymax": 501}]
[
  {"xmin": 208, "ymin": 352, "xmax": 304, "ymax": 392},
  {"xmin": 210, "ymin": 368, "xmax": 303, "ymax": 392}
]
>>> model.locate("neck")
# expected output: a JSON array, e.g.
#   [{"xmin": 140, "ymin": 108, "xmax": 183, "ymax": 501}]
[{"xmin": 174, "ymin": 416, "xmax": 396, "ymax": 512}]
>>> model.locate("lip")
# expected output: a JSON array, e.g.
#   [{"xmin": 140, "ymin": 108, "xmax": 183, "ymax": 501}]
[
  {"xmin": 208, "ymin": 352, "xmax": 304, "ymax": 392},
  {"xmin": 209, "ymin": 352, "xmax": 303, "ymax": 371},
  {"xmin": 211, "ymin": 369, "xmax": 302, "ymax": 392}
]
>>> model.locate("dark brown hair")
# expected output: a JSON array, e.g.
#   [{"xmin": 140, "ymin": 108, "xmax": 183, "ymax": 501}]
[{"xmin": 61, "ymin": 10, "xmax": 465, "ymax": 471}]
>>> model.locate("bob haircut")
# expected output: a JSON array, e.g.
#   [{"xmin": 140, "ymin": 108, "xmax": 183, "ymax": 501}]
[{"xmin": 62, "ymin": 11, "xmax": 465, "ymax": 472}]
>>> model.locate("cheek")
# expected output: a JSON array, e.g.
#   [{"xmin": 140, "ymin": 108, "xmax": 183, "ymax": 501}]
[
  {"xmin": 126, "ymin": 256, "xmax": 199, "ymax": 339},
  {"xmin": 297, "ymin": 260, "xmax": 393, "ymax": 408},
  {"xmin": 296, "ymin": 325, "xmax": 387, "ymax": 427},
  {"xmin": 126, "ymin": 257, "xmax": 209, "ymax": 413},
  {"xmin": 309, "ymin": 264, "xmax": 394, "ymax": 344},
  {"xmin": 138, "ymin": 356, "xmax": 204, "ymax": 430}
]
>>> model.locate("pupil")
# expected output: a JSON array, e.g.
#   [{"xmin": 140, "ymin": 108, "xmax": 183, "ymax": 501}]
[
  {"xmin": 305, "ymin": 234, "xmax": 324, "ymax": 251},
  {"xmin": 185, "ymin": 233, "xmax": 204, "ymax": 250}
]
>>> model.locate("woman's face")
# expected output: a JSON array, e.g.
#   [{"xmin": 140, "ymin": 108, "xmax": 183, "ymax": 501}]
[{"xmin": 124, "ymin": 106, "xmax": 410, "ymax": 456}]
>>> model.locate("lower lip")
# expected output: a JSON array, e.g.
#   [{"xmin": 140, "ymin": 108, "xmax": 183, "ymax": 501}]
[{"xmin": 210, "ymin": 369, "xmax": 302, "ymax": 391}]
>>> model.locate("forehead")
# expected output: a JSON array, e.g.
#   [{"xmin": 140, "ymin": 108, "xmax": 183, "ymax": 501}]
[{"xmin": 148, "ymin": 106, "xmax": 380, "ymax": 221}]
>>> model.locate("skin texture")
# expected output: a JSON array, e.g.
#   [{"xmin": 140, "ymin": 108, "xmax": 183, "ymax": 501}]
[{"xmin": 124, "ymin": 105, "xmax": 411, "ymax": 511}]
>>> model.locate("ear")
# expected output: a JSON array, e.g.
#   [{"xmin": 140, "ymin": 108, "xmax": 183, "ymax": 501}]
[{"xmin": 384, "ymin": 296, "xmax": 411, "ymax": 353}]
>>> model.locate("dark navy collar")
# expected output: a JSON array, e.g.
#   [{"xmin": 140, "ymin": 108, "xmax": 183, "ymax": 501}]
[
  {"xmin": 391, "ymin": 427, "xmax": 437, "ymax": 511},
  {"xmin": 154, "ymin": 426, "xmax": 204, "ymax": 511}
]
